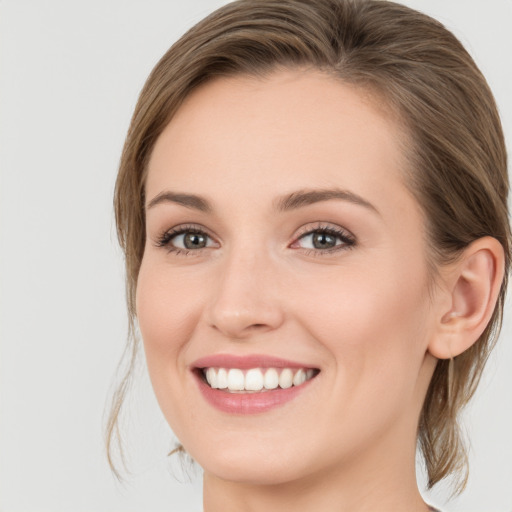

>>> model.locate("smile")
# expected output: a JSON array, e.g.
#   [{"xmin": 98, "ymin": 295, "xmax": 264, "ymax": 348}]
[
  {"xmin": 192, "ymin": 354, "xmax": 320, "ymax": 414},
  {"xmin": 202, "ymin": 367, "xmax": 317, "ymax": 393}
]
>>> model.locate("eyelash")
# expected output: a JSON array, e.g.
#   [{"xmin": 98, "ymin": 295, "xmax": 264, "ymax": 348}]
[
  {"xmin": 155, "ymin": 224, "xmax": 212, "ymax": 256},
  {"xmin": 155, "ymin": 223, "xmax": 356, "ymax": 256},
  {"xmin": 292, "ymin": 224, "xmax": 356, "ymax": 256}
]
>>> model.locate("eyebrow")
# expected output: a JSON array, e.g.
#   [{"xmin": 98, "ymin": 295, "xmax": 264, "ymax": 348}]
[
  {"xmin": 146, "ymin": 191, "xmax": 212, "ymax": 212},
  {"xmin": 274, "ymin": 188, "xmax": 379, "ymax": 214},
  {"xmin": 146, "ymin": 187, "xmax": 379, "ymax": 215}
]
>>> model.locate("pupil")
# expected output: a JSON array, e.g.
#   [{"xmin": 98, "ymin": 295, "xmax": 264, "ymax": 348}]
[
  {"xmin": 313, "ymin": 232, "xmax": 336, "ymax": 249},
  {"xmin": 184, "ymin": 232, "xmax": 206, "ymax": 249}
]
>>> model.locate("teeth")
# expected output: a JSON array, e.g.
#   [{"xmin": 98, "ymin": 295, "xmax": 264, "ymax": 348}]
[
  {"xmin": 206, "ymin": 367, "xmax": 217, "ymax": 388},
  {"xmin": 217, "ymin": 368, "xmax": 228, "ymax": 389},
  {"xmin": 264, "ymin": 368, "xmax": 279, "ymax": 390},
  {"xmin": 279, "ymin": 368, "xmax": 293, "ymax": 389},
  {"xmin": 293, "ymin": 368, "xmax": 306, "ymax": 386},
  {"xmin": 245, "ymin": 368, "xmax": 264, "ymax": 391},
  {"xmin": 203, "ymin": 367, "xmax": 317, "ymax": 392},
  {"xmin": 227, "ymin": 369, "xmax": 245, "ymax": 391}
]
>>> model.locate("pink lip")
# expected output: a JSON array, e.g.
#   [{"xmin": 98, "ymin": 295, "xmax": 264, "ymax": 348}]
[
  {"xmin": 192, "ymin": 353, "xmax": 314, "ymax": 370},
  {"xmin": 191, "ymin": 354, "xmax": 319, "ymax": 415}
]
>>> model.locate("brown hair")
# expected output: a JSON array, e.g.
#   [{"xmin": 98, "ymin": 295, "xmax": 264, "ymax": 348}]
[{"xmin": 108, "ymin": 0, "xmax": 511, "ymax": 492}]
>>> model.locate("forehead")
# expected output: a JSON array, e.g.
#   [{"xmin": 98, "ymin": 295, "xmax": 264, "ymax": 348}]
[{"xmin": 146, "ymin": 69, "xmax": 417, "ymax": 222}]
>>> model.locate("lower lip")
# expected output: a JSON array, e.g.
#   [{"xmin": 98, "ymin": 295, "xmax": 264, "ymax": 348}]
[{"xmin": 194, "ymin": 371, "xmax": 316, "ymax": 414}]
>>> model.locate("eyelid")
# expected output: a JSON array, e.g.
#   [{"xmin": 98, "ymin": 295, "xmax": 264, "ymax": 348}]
[
  {"xmin": 153, "ymin": 221, "xmax": 356, "ymax": 256},
  {"xmin": 290, "ymin": 222, "xmax": 356, "ymax": 253},
  {"xmin": 154, "ymin": 223, "xmax": 219, "ymax": 253},
  {"xmin": 293, "ymin": 222, "xmax": 354, "ymax": 239}
]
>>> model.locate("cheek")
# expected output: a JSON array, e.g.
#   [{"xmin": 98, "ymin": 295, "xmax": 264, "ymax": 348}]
[
  {"xmin": 296, "ymin": 256, "xmax": 431, "ymax": 391},
  {"xmin": 135, "ymin": 257, "xmax": 209, "ymax": 435},
  {"xmin": 291, "ymin": 261, "xmax": 432, "ymax": 451},
  {"xmin": 136, "ymin": 258, "xmax": 201, "ymax": 374},
  {"xmin": 300, "ymin": 257, "xmax": 428, "ymax": 335}
]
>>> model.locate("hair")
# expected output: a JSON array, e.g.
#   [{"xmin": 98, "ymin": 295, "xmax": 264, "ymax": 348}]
[{"xmin": 107, "ymin": 0, "xmax": 511, "ymax": 494}]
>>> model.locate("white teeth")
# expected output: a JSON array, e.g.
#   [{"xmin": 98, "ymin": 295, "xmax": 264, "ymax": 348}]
[
  {"xmin": 293, "ymin": 368, "xmax": 306, "ymax": 386},
  {"xmin": 217, "ymin": 368, "xmax": 228, "ymax": 389},
  {"xmin": 204, "ymin": 367, "xmax": 317, "ymax": 392},
  {"xmin": 245, "ymin": 368, "xmax": 264, "ymax": 391},
  {"xmin": 264, "ymin": 368, "xmax": 279, "ymax": 389},
  {"xmin": 206, "ymin": 367, "xmax": 217, "ymax": 388},
  {"xmin": 279, "ymin": 368, "xmax": 293, "ymax": 389},
  {"xmin": 227, "ymin": 369, "xmax": 245, "ymax": 391}
]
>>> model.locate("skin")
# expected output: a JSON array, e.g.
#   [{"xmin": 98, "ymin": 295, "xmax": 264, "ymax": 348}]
[{"xmin": 137, "ymin": 69, "xmax": 452, "ymax": 512}]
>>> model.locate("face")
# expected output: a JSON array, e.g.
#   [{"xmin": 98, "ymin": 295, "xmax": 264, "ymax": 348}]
[{"xmin": 137, "ymin": 69, "xmax": 438, "ymax": 485}]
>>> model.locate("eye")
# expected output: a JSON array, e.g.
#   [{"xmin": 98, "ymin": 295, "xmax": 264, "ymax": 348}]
[
  {"xmin": 174, "ymin": 231, "xmax": 210, "ymax": 249},
  {"xmin": 156, "ymin": 225, "xmax": 217, "ymax": 254},
  {"xmin": 292, "ymin": 225, "xmax": 356, "ymax": 254}
]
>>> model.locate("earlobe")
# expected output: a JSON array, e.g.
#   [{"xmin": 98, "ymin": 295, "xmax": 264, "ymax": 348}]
[{"xmin": 428, "ymin": 237, "xmax": 505, "ymax": 359}]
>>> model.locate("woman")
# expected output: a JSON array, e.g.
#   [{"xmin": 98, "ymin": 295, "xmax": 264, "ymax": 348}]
[{"xmin": 107, "ymin": 0, "xmax": 510, "ymax": 510}]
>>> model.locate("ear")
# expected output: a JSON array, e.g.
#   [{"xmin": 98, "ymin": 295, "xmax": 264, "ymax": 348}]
[{"xmin": 428, "ymin": 237, "xmax": 505, "ymax": 359}]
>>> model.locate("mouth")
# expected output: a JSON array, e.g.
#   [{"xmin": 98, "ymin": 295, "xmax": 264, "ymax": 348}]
[
  {"xmin": 190, "ymin": 354, "xmax": 320, "ymax": 415},
  {"xmin": 191, "ymin": 354, "xmax": 320, "ymax": 414},
  {"xmin": 198, "ymin": 366, "xmax": 319, "ymax": 393}
]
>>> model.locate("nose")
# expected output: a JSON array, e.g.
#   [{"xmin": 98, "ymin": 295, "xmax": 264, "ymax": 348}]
[{"xmin": 206, "ymin": 249, "xmax": 285, "ymax": 340}]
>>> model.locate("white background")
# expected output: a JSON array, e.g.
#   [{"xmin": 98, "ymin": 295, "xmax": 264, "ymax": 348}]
[{"xmin": 0, "ymin": 1, "xmax": 511, "ymax": 511}]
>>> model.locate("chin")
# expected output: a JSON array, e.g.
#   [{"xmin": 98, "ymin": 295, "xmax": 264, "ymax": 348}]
[
  {"xmin": 201, "ymin": 459, "xmax": 306, "ymax": 486},
  {"xmin": 186, "ymin": 435, "xmax": 314, "ymax": 485}
]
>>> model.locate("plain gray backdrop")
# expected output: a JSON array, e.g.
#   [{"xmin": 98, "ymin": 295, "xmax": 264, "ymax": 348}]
[{"xmin": 0, "ymin": 1, "xmax": 511, "ymax": 511}]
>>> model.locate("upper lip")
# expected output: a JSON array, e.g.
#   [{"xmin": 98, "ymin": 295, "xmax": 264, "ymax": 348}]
[{"xmin": 191, "ymin": 353, "xmax": 318, "ymax": 370}]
